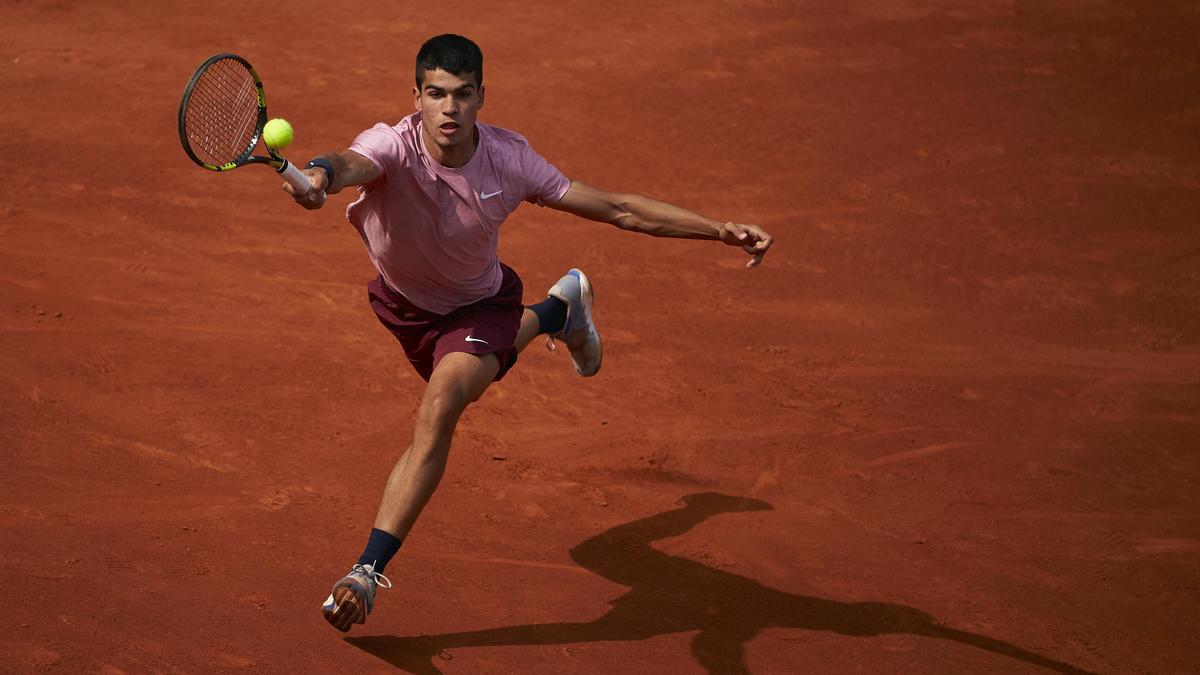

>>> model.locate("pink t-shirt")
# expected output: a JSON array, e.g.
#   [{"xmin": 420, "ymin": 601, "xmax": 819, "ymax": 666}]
[{"xmin": 346, "ymin": 112, "xmax": 571, "ymax": 314}]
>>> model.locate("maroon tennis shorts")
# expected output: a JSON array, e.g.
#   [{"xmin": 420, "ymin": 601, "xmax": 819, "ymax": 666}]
[{"xmin": 368, "ymin": 264, "xmax": 525, "ymax": 382}]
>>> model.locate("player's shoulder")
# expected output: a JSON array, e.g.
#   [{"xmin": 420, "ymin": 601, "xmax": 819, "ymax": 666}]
[
  {"xmin": 393, "ymin": 112, "xmax": 422, "ymax": 134},
  {"xmin": 351, "ymin": 114, "xmax": 421, "ymax": 162},
  {"xmin": 478, "ymin": 121, "xmax": 534, "ymax": 152},
  {"xmin": 356, "ymin": 113, "xmax": 418, "ymax": 139}
]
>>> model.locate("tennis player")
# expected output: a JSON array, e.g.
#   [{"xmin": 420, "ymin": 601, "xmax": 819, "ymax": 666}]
[{"xmin": 285, "ymin": 34, "xmax": 773, "ymax": 632}]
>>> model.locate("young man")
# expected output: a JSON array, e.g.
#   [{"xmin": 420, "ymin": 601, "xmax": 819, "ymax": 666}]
[{"xmin": 286, "ymin": 34, "xmax": 773, "ymax": 633}]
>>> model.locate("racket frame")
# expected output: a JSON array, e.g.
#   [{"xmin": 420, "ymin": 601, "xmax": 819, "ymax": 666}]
[{"xmin": 177, "ymin": 53, "xmax": 313, "ymax": 195}]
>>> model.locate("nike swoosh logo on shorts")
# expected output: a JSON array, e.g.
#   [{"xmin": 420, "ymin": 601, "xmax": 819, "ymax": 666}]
[
  {"xmin": 480, "ymin": 190, "xmax": 503, "ymax": 200},
  {"xmin": 465, "ymin": 336, "xmax": 489, "ymax": 344}
]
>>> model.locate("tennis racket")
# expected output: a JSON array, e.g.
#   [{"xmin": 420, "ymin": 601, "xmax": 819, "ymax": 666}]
[{"xmin": 177, "ymin": 53, "xmax": 322, "ymax": 203}]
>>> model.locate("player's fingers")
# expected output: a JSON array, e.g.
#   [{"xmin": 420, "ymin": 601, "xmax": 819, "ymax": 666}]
[
  {"xmin": 287, "ymin": 185, "xmax": 326, "ymax": 210},
  {"xmin": 722, "ymin": 221, "xmax": 749, "ymax": 244},
  {"xmin": 303, "ymin": 167, "xmax": 329, "ymax": 192},
  {"xmin": 745, "ymin": 235, "xmax": 770, "ymax": 268},
  {"xmin": 740, "ymin": 230, "xmax": 770, "ymax": 252}
]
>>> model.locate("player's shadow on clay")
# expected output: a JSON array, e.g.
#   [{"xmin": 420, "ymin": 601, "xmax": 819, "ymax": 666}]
[{"xmin": 347, "ymin": 492, "xmax": 1091, "ymax": 674}]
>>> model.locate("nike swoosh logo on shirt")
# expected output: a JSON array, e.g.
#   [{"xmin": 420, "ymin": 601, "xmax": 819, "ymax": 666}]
[
  {"xmin": 480, "ymin": 190, "xmax": 503, "ymax": 200},
  {"xmin": 465, "ymin": 336, "xmax": 489, "ymax": 344}
]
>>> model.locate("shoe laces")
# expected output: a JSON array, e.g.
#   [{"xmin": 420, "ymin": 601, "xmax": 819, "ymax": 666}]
[
  {"xmin": 546, "ymin": 322, "xmax": 587, "ymax": 352},
  {"xmin": 351, "ymin": 563, "xmax": 393, "ymax": 590}
]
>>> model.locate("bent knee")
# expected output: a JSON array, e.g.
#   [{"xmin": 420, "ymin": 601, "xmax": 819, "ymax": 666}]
[{"xmin": 417, "ymin": 391, "xmax": 470, "ymax": 432}]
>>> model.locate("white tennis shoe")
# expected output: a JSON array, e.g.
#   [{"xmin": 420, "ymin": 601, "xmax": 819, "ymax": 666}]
[
  {"xmin": 547, "ymin": 268, "xmax": 602, "ymax": 377},
  {"xmin": 321, "ymin": 563, "xmax": 391, "ymax": 632}
]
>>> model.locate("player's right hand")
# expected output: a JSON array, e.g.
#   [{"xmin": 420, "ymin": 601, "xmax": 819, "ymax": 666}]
[{"xmin": 285, "ymin": 167, "xmax": 328, "ymax": 210}]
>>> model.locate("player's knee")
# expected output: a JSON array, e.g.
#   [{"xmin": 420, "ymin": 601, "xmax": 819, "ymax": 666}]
[{"xmin": 417, "ymin": 390, "xmax": 469, "ymax": 434}]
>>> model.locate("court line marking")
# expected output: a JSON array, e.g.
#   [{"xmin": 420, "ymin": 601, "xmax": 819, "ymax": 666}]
[{"xmin": 867, "ymin": 441, "xmax": 977, "ymax": 467}]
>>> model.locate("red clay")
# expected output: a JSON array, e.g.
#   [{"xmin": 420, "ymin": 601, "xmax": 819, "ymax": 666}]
[{"xmin": 2, "ymin": 2, "xmax": 1198, "ymax": 673}]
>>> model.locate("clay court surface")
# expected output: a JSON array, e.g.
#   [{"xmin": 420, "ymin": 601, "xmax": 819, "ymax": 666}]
[{"xmin": 3, "ymin": 1, "xmax": 1199, "ymax": 672}]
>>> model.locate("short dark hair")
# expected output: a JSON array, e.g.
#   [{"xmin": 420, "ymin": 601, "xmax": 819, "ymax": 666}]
[{"xmin": 415, "ymin": 34, "xmax": 483, "ymax": 88}]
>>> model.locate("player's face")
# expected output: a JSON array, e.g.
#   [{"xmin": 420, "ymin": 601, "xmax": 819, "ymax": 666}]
[{"xmin": 414, "ymin": 68, "xmax": 484, "ymax": 152}]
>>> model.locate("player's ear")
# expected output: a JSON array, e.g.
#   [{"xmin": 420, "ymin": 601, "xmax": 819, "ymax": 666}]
[
  {"xmin": 477, "ymin": 84, "xmax": 485, "ymax": 110},
  {"xmin": 413, "ymin": 84, "xmax": 422, "ymax": 112}
]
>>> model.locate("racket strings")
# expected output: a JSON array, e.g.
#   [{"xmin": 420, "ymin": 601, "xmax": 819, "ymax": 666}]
[{"xmin": 183, "ymin": 58, "xmax": 260, "ymax": 166}]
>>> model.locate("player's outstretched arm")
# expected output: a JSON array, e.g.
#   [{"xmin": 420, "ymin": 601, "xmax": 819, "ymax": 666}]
[
  {"xmin": 549, "ymin": 181, "xmax": 774, "ymax": 269},
  {"xmin": 284, "ymin": 149, "xmax": 381, "ymax": 210}
]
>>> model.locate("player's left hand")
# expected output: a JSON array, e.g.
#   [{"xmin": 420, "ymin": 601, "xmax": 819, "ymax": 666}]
[{"xmin": 719, "ymin": 222, "xmax": 774, "ymax": 269}]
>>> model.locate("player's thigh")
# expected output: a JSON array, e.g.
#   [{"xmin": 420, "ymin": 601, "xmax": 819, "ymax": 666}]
[{"xmin": 421, "ymin": 351, "xmax": 501, "ymax": 421}]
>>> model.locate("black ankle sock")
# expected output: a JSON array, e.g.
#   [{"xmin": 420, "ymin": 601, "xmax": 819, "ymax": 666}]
[
  {"xmin": 357, "ymin": 528, "xmax": 403, "ymax": 573},
  {"xmin": 529, "ymin": 296, "xmax": 567, "ymax": 335}
]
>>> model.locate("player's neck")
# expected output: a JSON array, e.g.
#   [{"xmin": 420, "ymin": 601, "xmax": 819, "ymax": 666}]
[{"xmin": 421, "ymin": 125, "xmax": 479, "ymax": 168}]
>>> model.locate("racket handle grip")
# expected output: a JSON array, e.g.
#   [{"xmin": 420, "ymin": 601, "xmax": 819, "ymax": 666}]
[{"xmin": 278, "ymin": 159, "xmax": 326, "ymax": 206}]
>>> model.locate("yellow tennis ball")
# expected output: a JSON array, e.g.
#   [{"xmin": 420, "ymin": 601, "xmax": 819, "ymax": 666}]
[{"xmin": 263, "ymin": 118, "xmax": 294, "ymax": 149}]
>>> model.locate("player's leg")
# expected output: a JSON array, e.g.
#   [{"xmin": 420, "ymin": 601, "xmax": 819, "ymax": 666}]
[
  {"xmin": 515, "ymin": 308, "xmax": 541, "ymax": 353},
  {"xmin": 322, "ymin": 351, "xmax": 500, "ymax": 633},
  {"xmin": 373, "ymin": 351, "xmax": 499, "ymax": 537}
]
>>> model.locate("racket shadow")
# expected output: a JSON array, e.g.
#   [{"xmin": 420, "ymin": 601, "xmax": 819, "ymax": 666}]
[{"xmin": 346, "ymin": 492, "xmax": 1091, "ymax": 674}]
